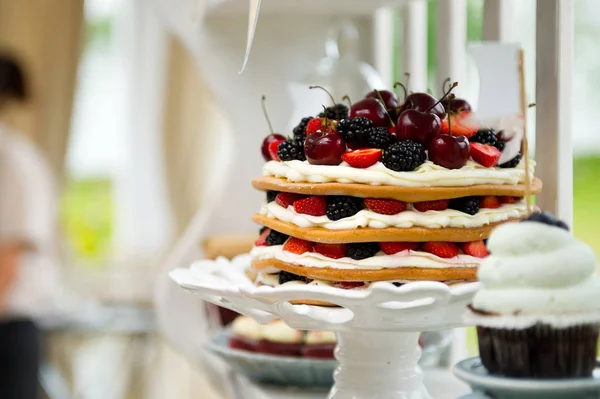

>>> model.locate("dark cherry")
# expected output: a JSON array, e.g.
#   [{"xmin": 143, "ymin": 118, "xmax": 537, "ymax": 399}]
[
  {"xmin": 428, "ymin": 134, "xmax": 470, "ymax": 169},
  {"xmin": 396, "ymin": 109, "xmax": 441, "ymax": 146},
  {"xmin": 349, "ymin": 98, "xmax": 390, "ymax": 127},
  {"xmin": 304, "ymin": 132, "xmax": 346, "ymax": 165},
  {"xmin": 402, "ymin": 92, "xmax": 446, "ymax": 119},
  {"xmin": 444, "ymin": 98, "xmax": 472, "ymax": 113},
  {"xmin": 365, "ymin": 90, "xmax": 399, "ymax": 118},
  {"xmin": 261, "ymin": 133, "xmax": 286, "ymax": 161}
]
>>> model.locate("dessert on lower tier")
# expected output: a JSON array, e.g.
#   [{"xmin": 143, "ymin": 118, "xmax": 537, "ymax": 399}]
[{"xmin": 250, "ymin": 86, "xmax": 542, "ymax": 297}]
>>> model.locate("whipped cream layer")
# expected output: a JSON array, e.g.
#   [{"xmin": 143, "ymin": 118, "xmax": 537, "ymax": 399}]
[
  {"xmin": 263, "ymin": 159, "xmax": 535, "ymax": 187},
  {"xmin": 261, "ymin": 201, "xmax": 527, "ymax": 230},
  {"xmin": 232, "ymin": 316, "xmax": 303, "ymax": 343},
  {"xmin": 251, "ymin": 245, "xmax": 481, "ymax": 270},
  {"xmin": 472, "ymin": 222, "xmax": 600, "ymax": 319}
]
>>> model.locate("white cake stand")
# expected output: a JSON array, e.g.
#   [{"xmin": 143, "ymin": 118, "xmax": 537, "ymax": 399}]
[{"xmin": 170, "ymin": 254, "xmax": 479, "ymax": 399}]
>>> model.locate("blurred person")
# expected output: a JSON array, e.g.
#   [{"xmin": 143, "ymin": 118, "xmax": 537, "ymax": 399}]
[{"xmin": 0, "ymin": 53, "xmax": 59, "ymax": 399}]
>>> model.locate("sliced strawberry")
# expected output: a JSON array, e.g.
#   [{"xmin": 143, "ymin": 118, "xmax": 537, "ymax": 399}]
[
  {"xmin": 275, "ymin": 192, "xmax": 304, "ymax": 208},
  {"xmin": 499, "ymin": 196, "xmax": 521, "ymax": 204},
  {"xmin": 421, "ymin": 242, "xmax": 459, "ymax": 258},
  {"xmin": 470, "ymin": 143, "xmax": 502, "ymax": 168},
  {"xmin": 268, "ymin": 139, "xmax": 285, "ymax": 161},
  {"xmin": 364, "ymin": 198, "xmax": 406, "ymax": 215},
  {"xmin": 480, "ymin": 196, "xmax": 501, "ymax": 209},
  {"xmin": 341, "ymin": 148, "xmax": 382, "ymax": 168},
  {"xmin": 440, "ymin": 112, "xmax": 479, "ymax": 138},
  {"xmin": 293, "ymin": 196, "xmax": 327, "ymax": 216},
  {"xmin": 314, "ymin": 243, "xmax": 347, "ymax": 259},
  {"xmin": 254, "ymin": 228, "xmax": 270, "ymax": 246},
  {"xmin": 306, "ymin": 118, "xmax": 337, "ymax": 135},
  {"xmin": 283, "ymin": 237, "xmax": 313, "ymax": 255},
  {"xmin": 461, "ymin": 240, "xmax": 490, "ymax": 258},
  {"xmin": 413, "ymin": 199, "xmax": 450, "ymax": 212},
  {"xmin": 339, "ymin": 281, "xmax": 365, "ymax": 289},
  {"xmin": 379, "ymin": 242, "xmax": 420, "ymax": 255}
]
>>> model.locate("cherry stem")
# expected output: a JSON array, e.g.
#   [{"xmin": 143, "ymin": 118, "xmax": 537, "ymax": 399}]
[
  {"xmin": 427, "ymin": 82, "xmax": 458, "ymax": 112},
  {"xmin": 261, "ymin": 95, "xmax": 274, "ymax": 133},
  {"xmin": 342, "ymin": 95, "xmax": 352, "ymax": 107},
  {"xmin": 321, "ymin": 105, "xmax": 329, "ymax": 136},
  {"xmin": 442, "ymin": 77, "xmax": 452, "ymax": 94},
  {"xmin": 309, "ymin": 85, "xmax": 336, "ymax": 106},
  {"xmin": 448, "ymin": 108, "xmax": 453, "ymax": 136},
  {"xmin": 404, "ymin": 72, "xmax": 411, "ymax": 93},
  {"xmin": 393, "ymin": 82, "xmax": 408, "ymax": 101},
  {"xmin": 375, "ymin": 90, "xmax": 395, "ymax": 127},
  {"xmin": 528, "ymin": 103, "xmax": 537, "ymax": 108}
]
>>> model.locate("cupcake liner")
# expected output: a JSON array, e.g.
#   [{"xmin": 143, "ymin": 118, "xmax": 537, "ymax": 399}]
[{"xmin": 477, "ymin": 323, "xmax": 599, "ymax": 379}]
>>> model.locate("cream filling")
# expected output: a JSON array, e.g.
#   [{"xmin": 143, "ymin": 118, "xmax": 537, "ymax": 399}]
[
  {"xmin": 251, "ymin": 245, "xmax": 481, "ymax": 270},
  {"xmin": 263, "ymin": 159, "xmax": 535, "ymax": 187},
  {"xmin": 260, "ymin": 201, "xmax": 526, "ymax": 230}
]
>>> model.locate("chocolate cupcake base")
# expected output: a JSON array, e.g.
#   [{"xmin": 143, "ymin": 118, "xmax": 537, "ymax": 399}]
[{"xmin": 477, "ymin": 323, "xmax": 599, "ymax": 379}]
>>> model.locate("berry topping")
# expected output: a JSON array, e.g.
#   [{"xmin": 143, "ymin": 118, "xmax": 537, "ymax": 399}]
[
  {"xmin": 349, "ymin": 98, "xmax": 390, "ymax": 127},
  {"xmin": 268, "ymin": 139, "xmax": 285, "ymax": 161},
  {"xmin": 265, "ymin": 230, "xmax": 289, "ymax": 246},
  {"xmin": 470, "ymin": 128, "xmax": 504, "ymax": 151},
  {"xmin": 266, "ymin": 190, "xmax": 278, "ymax": 202},
  {"xmin": 449, "ymin": 197, "xmax": 480, "ymax": 215},
  {"xmin": 275, "ymin": 192, "xmax": 304, "ymax": 208},
  {"xmin": 304, "ymin": 132, "xmax": 345, "ymax": 165},
  {"xmin": 305, "ymin": 117, "xmax": 337, "ymax": 135},
  {"xmin": 461, "ymin": 240, "xmax": 489, "ymax": 258},
  {"xmin": 283, "ymin": 237, "xmax": 314, "ymax": 254},
  {"xmin": 339, "ymin": 281, "xmax": 365, "ymax": 289},
  {"xmin": 440, "ymin": 113, "xmax": 479, "ymax": 138},
  {"xmin": 292, "ymin": 116, "xmax": 312, "ymax": 140},
  {"xmin": 413, "ymin": 199, "xmax": 450, "ymax": 212},
  {"xmin": 313, "ymin": 243, "xmax": 347, "ymax": 259},
  {"xmin": 428, "ymin": 134, "xmax": 470, "ymax": 169},
  {"xmin": 259, "ymin": 226, "xmax": 267, "ymax": 234},
  {"xmin": 262, "ymin": 134, "xmax": 286, "ymax": 161},
  {"xmin": 367, "ymin": 126, "xmax": 396, "ymax": 149},
  {"xmin": 498, "ymin": 153, "xmax": 522, "ymax": 168},
  {"xmin": 421, "ymin": 242, "xmax": 459, "ymax": 258},
  {"xmin": 341, "ymin": 148, "xmax": 382, "ymax": 169},
  {"xmin": 255, "ymin": 228, "xmax": 270, "ymax": 246},
  {"xmin": 470, "ymin": 142, "xmax": 502, "ymax": 168},
  {"xmin": 326, "ymin": 196, "xmax": 363, "ymax": 221},
  {"xmin": 364, "ymin": 198, "xmax": 406, "ymax": 215},
  {"xmin": 293, "ymin": 196, "xmax": 327, "ymax": 216},
  {"xmin": 318, "ymin": 103, "xmax": 350, "ymax": 120},
  {"xmin": 499, "ymin": 196, "xmax": 521, "ymax": 204},
  {"xmin": 479, "ymin": 196, "xmax": 501, "ymax": 209},
  {"xmin": 521, "ymin": 211, "xmax": 569, "ymax": 231},
  {"xmin": 337, "ymin": 117, "xmax": 373, "ymax": 146},
  {"xmin": 365, "ymin": 89, "xmax": 399, "ymax": 119},
  {"xmin": 379, "ymin": 242, "xmax": 420, "ymax": 255},
  {"xmin": 381, "ymin": 140, "xmax": 427, "ymax": 172},
  {"xmin": 402, "ymin": 92, "xmax": 446, "ymax": 119},
  {"xmin": 347, "ymin": 242, "xmax": 380, "ymax": 260},
  {"xmin": 279, "ymin": 271, "xmax": 308, "ymax": 284},
  {"xmin": 444, "ymin": 98, "xmax": 472, "ymax": 113},
  {"xmin": 396, "ymin": 109, "xmax": 442, "ymax": 146},
  {"xmin": 278, "ymin": 138, "xmax": 307, "ymax": 161}
]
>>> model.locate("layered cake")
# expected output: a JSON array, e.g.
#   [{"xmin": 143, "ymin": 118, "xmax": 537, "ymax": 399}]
[{"xmin": 250, "ymin": 86, "xmax": 541, "ymax": 303}]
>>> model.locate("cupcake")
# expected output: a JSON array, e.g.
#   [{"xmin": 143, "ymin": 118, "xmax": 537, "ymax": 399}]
[
  {"xmin": 468, "ymin": 211, "xmax": 600, "ymax": 378},
  {"xmin": 302, "ymin": 331, "xmax": 336, "ymax": 359}
]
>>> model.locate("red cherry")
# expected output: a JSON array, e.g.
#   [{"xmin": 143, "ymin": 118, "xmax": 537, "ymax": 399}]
[
  {"xmin": 402, "ymin": 92, "xmax": 446, "ymax": 119},
  {"xmin": 428, "ymin": 134, "xmax": 470, "ymax": 169},
  {"xmin": 365, "ymin": 90, "xmax": 399, "ymax": 119},
  {"xmin": 349, "ymin": 98, "xmax": 390, "ymax": 127},
  {"xmin": 261, "ymin": 134, "xmax": 286, "ymax": 161},
  {"xmin": 396, "ymin": 109, "xmax": 441, "ymax": 146},
  {"xmin": 304, "ymin": 133, "xmax": 346, "ymax": 165},
  {"xmin": 445, "ymin": 98, "xmax": 472, "ymax": 113}
]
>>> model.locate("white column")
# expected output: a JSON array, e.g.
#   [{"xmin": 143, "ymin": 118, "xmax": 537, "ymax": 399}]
[
  {"xmin": 400, "ymin": 0, "xmax": 428, "ymax": 92},
  {"xmin": 535, "ymin": 0, "xmax": 574, "ymax": 226},
  {"xmin": 483, "ymin": 0, "xmax": 515, "ymax": 42},
  {"xmin": 374, "ymin": 8, "xmax": 396, "ymax": 89},
  {"xmin": 436, "ymin": 0, "xmax": 467, "ymax": 98}
]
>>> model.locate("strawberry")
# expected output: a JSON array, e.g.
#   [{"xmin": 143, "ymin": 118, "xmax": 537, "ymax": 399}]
[
  {"xmin": 275, "ymin": 192, "xmax": 304, "ymax": 208},
  {"xmin": 339, "ymin": 281, "xmax": 365, "ymax": 289},
  {"xmin": 254, "ymin": 228, "xmax": 270, "ymax": 246},
  {"xmin": 268, "ymin": 139, "xmax": 285, "ymax": 161},
  {"xmin": 499, "ymin": 196, "xmax": 521, "ymax": 204},
  {"xmin": 380, "ymin": 242, "xmax": 420, "ymax": 255},
  {"xmin": 364, "ymin": 198, "xmax": 406, "ymax": 215},
  {"xmin": 314, "ymin": 243, "xmax": 347, "ymax": 259},
  {"xmin": 421, "ymin": 242, "xmax": 459, "ymax": 258},
  {"xmin": 283, "ymin": 237, "xmax": 313, "ymax": 255},
  {"xmin": 461, "ymin": 240, "xmax": 490, "ymax": 258},
  {"xmin": 440, "ymin": 112, "xmax": 479, "ymax": 138},
  {"xmin": 480, "ymin": 196, "xmax": 501, "ymax": 209},
  {"xmin": 341, "ymin": 148, "xmax": 382, "ymax": 168},
  {"xmin": 413, "ymin": 199, "xmax": 450, "ymax": 212},
  {"xmin": 293, "ymin": 196, "xmax": 327, "ymax": 216},
  {"xmin": 470, "ymin": 142, "xmax": 502, "ymax": 168},
  {"xmin": 306, "ymin": 118, "xmax": 337, "ymax": 135}
]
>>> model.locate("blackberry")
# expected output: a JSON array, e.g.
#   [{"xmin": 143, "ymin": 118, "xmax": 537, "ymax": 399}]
[
  {"xmin": 347, "ymin": 242, "xmax": 379, "ymax": 260},
  {"xmin": 392, "ymin": 282, "xmax": 404, "ymax": 287},
  {"xmin": 367, "ymin": 127, "xmax": 395, "ymax": 149},
  {"xmin": 318, "ymin": 104, "xmax": 349, "ymax": 120},
  {"xmin": 495, "ymin": 141, "xmax": 506, "ymax": 152},
  {"xmin": 326, "ymin": 196, "xmax": 363, "ymax": 221},
  {"xmin": 381, "ymin": 140, "xmax": 426, "ymax": 172},
  {"xmin": 499, "ymin": 153, "xmax": 522, "ymax": 168},
  {"xmin": 259, "ymin": 226, "xmax": 267, "ymax": 234},
  {"xmin": 277, "ymin": 138, "xmax": 306, "ymax": 161},
  {"xmin": 521, "ymin": 211, "xmax": 569, "ymax": 231},
  {"xmin": 265, "ymin": 230, "xmax": 289, "ymax": 246},
  {"xmin": 293, "ymin": 116, "xmax": 312, "ymax": 140},
  {"xmin": 266, "ymin": 190, "xmax": 278, "ymax": 202},
  {"xmin": 278, "ymin": 271, "xmax": 308, "ymax": 285},
  {"xmin": 337, "ymin": 117, "xmax": 372, "ymax": 146},
  {"xmin": 471, "ymin": 129, "xmax": 498, "ymax": 146},
  {"xmin": 449, "ymin": 196, "xmax": 480, "ymax": 215}
]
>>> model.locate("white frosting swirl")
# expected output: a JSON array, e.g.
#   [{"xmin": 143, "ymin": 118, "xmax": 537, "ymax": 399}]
[
  {"xmin": 263, "ymin": 159, "xmax": 535, "ymax": 187},
  {"xmin": 260, "ymin": 201, "xmax": 527, "ymax": 230},
  {"xmin": 472, "ymin": 221, "xmax": 600, "ymax": 318},
  {"xmin": 232, "ymin": 315, "xmax": 263, "ymax": 340}
]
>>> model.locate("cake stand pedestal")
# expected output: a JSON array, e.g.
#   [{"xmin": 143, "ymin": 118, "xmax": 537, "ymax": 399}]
[{"xmin": 170, "ymin": 255, "xmax": 480, "ymax": 399}]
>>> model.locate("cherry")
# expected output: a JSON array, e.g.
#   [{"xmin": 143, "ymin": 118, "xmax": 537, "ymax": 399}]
[
  {"xmin": 428, "ymin": 134, "xmax": 470, "ymax": 169},
  {"xmin": 304, "ymin": 132, "xmax": 346, "ymax": 165},
  {"xmin": 402, "ymin": 92, "xmax": 445, "ymax": 119},
  {"xmin": 260, "ymin": 95, "xmax": 285, "ymax": 161},
  {"xmin": 349, "ymin": 98, "xmax": 390, "ymax": 127},
  {"xmin": 396, "ymin": 110, "xmax": 441, "ymax": 146},
  {"xmin": 365, "ymin": 89, "xmax": 398, "ymax": 118},
  {"xmin": 445, "ymin": 98, "xmax": 472, "ymax": 113}
]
